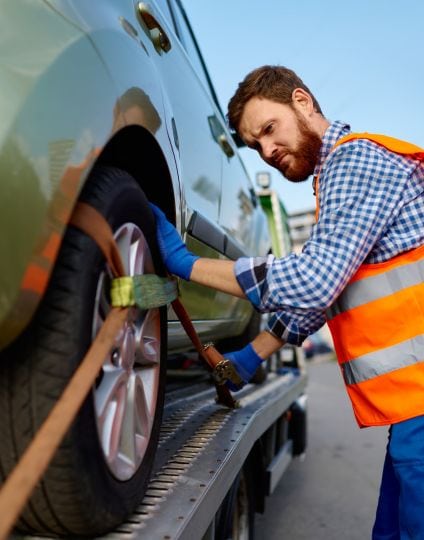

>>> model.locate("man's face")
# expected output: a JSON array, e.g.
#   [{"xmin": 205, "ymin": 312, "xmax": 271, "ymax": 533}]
[{"xmin": 238, "ymin": 97, "xmax": 322, "ymax": 182}]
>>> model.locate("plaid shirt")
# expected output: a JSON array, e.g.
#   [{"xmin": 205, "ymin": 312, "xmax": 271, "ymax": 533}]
[{"xmin": 235, "ymin": 121, "xmax": 424, "ymax": 345}]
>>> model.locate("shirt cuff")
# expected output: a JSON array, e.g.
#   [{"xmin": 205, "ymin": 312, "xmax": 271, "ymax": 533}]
[
  {"xmin": 266, "ymin": 309, "xmax": 327, "ymax": 346},
  {"xmin": 234, "ymin": 256, "xmax": 272, "ymax": 310},
  {"xmin": 266, "ymin": 312, "xmax": 308, "ymax": 346}
]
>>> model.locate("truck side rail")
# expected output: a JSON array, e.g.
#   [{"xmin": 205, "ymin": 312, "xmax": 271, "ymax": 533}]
[{"xmin": 114, "ymin": 371, "xmax": 306, "ymax": 540}]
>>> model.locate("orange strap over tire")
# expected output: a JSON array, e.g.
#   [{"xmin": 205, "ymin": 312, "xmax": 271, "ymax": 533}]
[
  {"xmin": 0, "ymin": 202, "xmax": 237, "ymax": 540},
  {"xmin": 0, "ymin": 307, "xmax": 129, "ymax": 540}
]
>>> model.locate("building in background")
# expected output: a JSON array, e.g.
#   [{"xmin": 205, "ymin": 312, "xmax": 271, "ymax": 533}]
[
  {"xmin": 288, "ymin": 208, "xmax": 315, "ymax": 254},
  {"xmin": 287, "ymin": 206, "xmax": 334, "ymax": 358}
]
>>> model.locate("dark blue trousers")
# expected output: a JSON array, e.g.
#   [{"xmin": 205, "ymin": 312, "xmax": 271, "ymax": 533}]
[{"xmin": 372, "ymin": 415, "xmax": 424, "ymax": 540}]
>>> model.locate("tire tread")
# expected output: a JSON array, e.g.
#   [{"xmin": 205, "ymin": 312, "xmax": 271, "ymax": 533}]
[{"xmin": 0, "ymin": 167, "xmax": 166, "ymax": 535}]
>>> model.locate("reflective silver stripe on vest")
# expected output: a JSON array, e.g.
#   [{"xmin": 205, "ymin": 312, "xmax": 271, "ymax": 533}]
[
  {"xmin": 326, "ymin": 258, "xmax": 424, "ymax": 321},
  {"xmin": 341, "ymin": 335, "xmax": 424, "ymax": 386}
]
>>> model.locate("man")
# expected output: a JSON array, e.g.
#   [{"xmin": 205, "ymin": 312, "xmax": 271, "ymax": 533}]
[{"xmin": 151, "ymin": 65, "xmax": 424, "ymax": 538}]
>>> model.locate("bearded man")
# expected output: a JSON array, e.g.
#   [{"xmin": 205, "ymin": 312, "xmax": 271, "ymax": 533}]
[{"xmin": 151, "ymin": 65, "xmax": 424, "ymax": 539}]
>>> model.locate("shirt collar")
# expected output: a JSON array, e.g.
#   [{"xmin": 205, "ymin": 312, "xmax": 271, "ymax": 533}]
[{"xmin": 313, "ymin": 120, "xmax": 351, "ymax": 178}]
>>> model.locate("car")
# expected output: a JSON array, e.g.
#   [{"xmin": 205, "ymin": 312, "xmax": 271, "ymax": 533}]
[
  {"xmin": 302, "ymin": 332, "xmax": 334, "ymax": 359},
  {"xmin": 0, "ymin": 0, "xmax": 271, "ymax": 536}
]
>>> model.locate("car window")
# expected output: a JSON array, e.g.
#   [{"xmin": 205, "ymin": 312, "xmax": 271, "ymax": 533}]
[
  {"xmin": 153, "ymin": 0, "xmax": 175, "ymax": 29},
  {"xmin": 169, "ymin": 0, "xmax": 221, "ymax": 111}
]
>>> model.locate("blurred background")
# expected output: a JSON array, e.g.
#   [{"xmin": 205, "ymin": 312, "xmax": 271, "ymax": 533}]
[{"xmin": 182, "ymin": 0, "xmax": 423, "ymax": 213}]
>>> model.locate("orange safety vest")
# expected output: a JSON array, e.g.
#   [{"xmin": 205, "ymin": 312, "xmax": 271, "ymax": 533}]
[{"xmin": 316, "ymin": 133, "xmax": 424, "ymax": 427}]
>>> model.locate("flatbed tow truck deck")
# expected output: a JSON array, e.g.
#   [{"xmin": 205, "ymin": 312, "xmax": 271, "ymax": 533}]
[{"xmin": 15, "ymin": 368, "xmax": 306, "ymax": 540}]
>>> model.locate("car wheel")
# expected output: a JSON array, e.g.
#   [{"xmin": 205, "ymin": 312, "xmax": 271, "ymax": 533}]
[
  {"xmin": 289, "ymin": 396, "xmax": 308, "ymax": 456},
  {"xmin": 0, "ymin": 167, "xmax": 166, "ymax": 536},
  {"xmin": 214, "ymin": 467, "xmax": 255, "ymax": 540}
]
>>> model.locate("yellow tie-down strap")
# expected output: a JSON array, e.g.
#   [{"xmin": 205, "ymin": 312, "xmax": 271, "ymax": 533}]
[{"xmin": 111, "ymin": 274, "xmax": 179, "ymax": 310}]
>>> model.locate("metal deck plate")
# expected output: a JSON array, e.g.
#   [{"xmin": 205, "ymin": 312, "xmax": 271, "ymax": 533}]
[{"xmin": 14, "ymin": 371, "xmax": 306, "ymax": 540}]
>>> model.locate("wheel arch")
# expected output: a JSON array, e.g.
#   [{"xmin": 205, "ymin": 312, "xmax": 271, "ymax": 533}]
[
  {"xmin": 95, "ymin": 125, "xmax": 178, "ymax": 223},
  {"xmin": 0, "ymin": 125, "xmax": 178, "ymax": 350}
]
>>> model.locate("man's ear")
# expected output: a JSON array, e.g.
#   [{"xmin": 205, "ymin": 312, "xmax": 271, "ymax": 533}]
[{"xmin": 291, "ymin": 88, "xmax": 314, "ymax": 117}]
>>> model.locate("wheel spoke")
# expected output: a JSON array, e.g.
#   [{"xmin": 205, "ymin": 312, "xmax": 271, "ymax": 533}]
[
  {"xmin": 94, "ymin": 368, "xmax": 129, "ymax": 466},
  {"xmin": 95, "ymin": 368, "xmax": 127, "ymax": 418},
  {"xmin": 115, "ymin": 374, "xmax": 153, "ymax": 477},
  {"xmin": 92, "ymin": 220, "xmax": 162, "ymax": 481},
  {"xmin": 135, "ymin": 369, "xmax": 156, "ymax": 437},
  {"xmin": 136, "ymin": 309, "xmax": 161, "ymax": 365},
  {"xmin": 117, "ymin": 375, "xmax": 138, "ymax": 469},
  {"xmin": 131, "ymin": 234, "xmax": 149, "ymax": 274},
  {"xmin": 115, "ymin": 224, "xmax": 149, "ymax": 276},
  {"xmin": 115, "ymin": 225, "xmax": 134, "ymax": 275},
  {"xmin": 136, "ymin": 367, "xmax": 157, "ymax": 416},
  {"xmin": 92, "ymin": 273, "xmax": 111, "ymax": 337}
]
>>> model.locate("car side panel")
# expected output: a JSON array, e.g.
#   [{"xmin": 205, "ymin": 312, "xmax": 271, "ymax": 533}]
[
  {"xmin": 0, "ymin": 7, "xmax": 121, "ymax": 346},
  {"xmin": 0, "ymin": 0, "xmax": 271, "ymax": 351},
  {"xmin": 0, "ymin": 2, "xmax": 174, "ymax": 348}
]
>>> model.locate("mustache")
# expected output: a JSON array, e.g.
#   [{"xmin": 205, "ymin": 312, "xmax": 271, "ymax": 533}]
[{"xmin": 269, "ymin": 150, "xmax": 289, "ymax": 168}]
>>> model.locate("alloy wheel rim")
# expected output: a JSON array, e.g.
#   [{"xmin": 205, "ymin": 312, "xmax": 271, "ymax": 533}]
[{"xmin": 92, "ymin": 223, "xmax": 161, "ymax": 481}]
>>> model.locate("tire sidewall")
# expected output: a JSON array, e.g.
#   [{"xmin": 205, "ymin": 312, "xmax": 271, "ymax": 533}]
[{"xmin": 65, "ymin": 168, "xmax": 167, "ymax": 523}]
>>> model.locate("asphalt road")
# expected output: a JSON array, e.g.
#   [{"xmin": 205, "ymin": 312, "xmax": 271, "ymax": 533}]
[{"xmin": 255, "ymin": 357, "xmax": 389, "ymax": 540}]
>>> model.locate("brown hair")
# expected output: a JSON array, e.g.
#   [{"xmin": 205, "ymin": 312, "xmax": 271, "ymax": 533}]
[{"xmin": 227, "ymin": 65, "xmax": 323, "ymax": 132}]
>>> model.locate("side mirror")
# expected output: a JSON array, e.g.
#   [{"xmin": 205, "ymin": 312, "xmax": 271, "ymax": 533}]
[{"xmin": 230, "ymin": 131, "xmax": 246, "ymax": 148}]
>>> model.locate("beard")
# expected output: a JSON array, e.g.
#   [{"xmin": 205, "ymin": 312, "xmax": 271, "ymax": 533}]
[{"xmin": 277, "ymin": 111, "xmax": 322, "ymax": 183}]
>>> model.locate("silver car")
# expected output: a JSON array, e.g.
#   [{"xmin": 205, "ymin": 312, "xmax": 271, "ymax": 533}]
[{"xmin": 0, "ymin": 0, "xmax": 270, "ymax": 535}]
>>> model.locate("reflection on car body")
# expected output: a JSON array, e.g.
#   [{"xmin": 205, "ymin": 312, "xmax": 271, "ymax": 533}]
[{"xmin": 0, "ymin": 0, "xmax": 271, "ymax": 536}]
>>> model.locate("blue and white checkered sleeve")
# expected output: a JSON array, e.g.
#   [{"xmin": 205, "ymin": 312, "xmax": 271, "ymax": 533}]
[
  {"xmin": 266, "ymin": 310, "xmax": 326, "ymax": 346},
  {"xmin": 234, "ymin": 140, "xmax": 408, "ymax": 344},
  {"xmin": 234, "ymin": 255, "xmax": 326, "ymax": 344}
]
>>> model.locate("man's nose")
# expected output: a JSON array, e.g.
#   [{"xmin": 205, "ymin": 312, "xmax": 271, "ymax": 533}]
[{"xmin": 262, "ymin": 140, "xmax": 277, "ymax": 160}]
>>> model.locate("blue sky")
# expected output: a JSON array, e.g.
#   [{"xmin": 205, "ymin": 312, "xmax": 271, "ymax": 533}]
[{"xmin": 182, "ymin": 0, "xmax": 423, "ymax": 213}]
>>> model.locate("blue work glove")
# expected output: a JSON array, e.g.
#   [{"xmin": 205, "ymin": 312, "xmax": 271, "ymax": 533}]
[
  {"xmin": 150, "ymin": 203, "xmax": 199, "ymax": 280},
  {"xmin": 224, "ymin": 343, "xmax": 264, "ymax": 391}
]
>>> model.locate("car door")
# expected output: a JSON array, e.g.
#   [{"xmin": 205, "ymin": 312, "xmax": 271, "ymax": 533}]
[
  {"xmin": 135, "ymin": 0, "xmax": 223, "ymax": 225},
  {"xmin": 144, "ymin": 0, "xmax": 268, "ymax": 341},
  {"xmin": 129, "ymin": 0, "xmax": 241, "ymax": 343},
  {"xmin": 169, "ymin": 1, "xmax": 270, "ymax": 318}
]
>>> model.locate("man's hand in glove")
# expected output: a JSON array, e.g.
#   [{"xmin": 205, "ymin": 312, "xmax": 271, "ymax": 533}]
[
  {"xmin": 223, "ymin": 343, "xmax": 264, "ymax": 391},
  {"xmin": 150, "ymin": 203, "xmax": 199, "ymax": 280}
]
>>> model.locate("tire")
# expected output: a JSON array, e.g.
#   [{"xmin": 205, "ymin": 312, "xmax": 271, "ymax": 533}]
[
  {"xmin": 289, "ymin": 396, "xmax": 308, "ymax": 456},
  {"xmin": 0, "ymin": 167, "xmax": 167, "ymax": 536},
  {"xmin": 214, "ymin": 466, "xmax": 255, "ymax": 540}
]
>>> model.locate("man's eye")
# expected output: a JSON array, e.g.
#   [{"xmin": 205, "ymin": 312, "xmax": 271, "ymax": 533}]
[
  {"xmin": 247, "ymin": 141, "xmax": 260, "ymax": 151},
  {"xmin": 264, "ymin": 124, "xmax": 273, "ymax": 134}
]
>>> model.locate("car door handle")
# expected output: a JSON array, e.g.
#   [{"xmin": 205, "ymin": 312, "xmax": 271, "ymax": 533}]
[
  {"xmin": 217, "ymin": 134, "xmax": 235, "ymax": 158},
  {"xmin": 208, "ymin": 115, "xmax": 235, "ymax": 158},
  {"xmin": 136, "ymin": 2, "xmax": 171, "ymax": 54}
]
